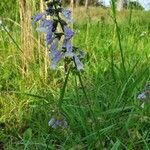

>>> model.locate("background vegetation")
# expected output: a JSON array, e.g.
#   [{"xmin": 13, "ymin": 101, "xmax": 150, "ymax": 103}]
[{"xmin": 0, "ymin": 0, "xmax": 150, "ymax": 149}]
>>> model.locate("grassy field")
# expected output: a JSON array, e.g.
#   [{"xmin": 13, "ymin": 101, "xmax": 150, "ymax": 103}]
[{"xmin": 0, "ymin": 3, "xmax": 150, "ymax": 149}]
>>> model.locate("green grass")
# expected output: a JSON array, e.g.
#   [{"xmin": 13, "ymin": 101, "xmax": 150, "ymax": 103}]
[{"xmin": 0, "ymin": 6, "xmax": 150, "ymax": 149}]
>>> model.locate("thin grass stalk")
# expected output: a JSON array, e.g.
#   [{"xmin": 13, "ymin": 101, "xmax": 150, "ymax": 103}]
[
  {"xmin": 37, "ymin": 34, "xmax": 42, "ymax": 78},
  {"xmin": 111, "ymin": 0, "xmax": 126, "ymax": 76},
  {"xmin": 1, "ymin": 23, "xmax": 22, "ymax": 73},
  {"xmin": 40, "ymin": 0, "xmax": 48, "ymax": 80},
  {"xmin": 128, "ymin": 5, "xmax": 133, "ymax": 26},
  {"xmin": 1, "ymin": 24, "xmax": 23, "ymax": 53},
  {"xmin": 70, "ymin": 0, "xmax": 74, "ymax": 30},
  {"xmin": 85, "ymin": 18, "xmax": 90, "ymax": 50}
]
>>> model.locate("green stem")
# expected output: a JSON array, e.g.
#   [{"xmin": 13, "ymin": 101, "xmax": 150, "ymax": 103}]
[
  {"xmin": 77, "ymin": 72, "xmax": 88, "ymax": 101},
  {"xmin": 58, "ymin": 67, "xmax": 71, "ymax": 109},
  {"xmin": 74, "ymin": 74, "xmax": 79, "ymax": 101},
  {"xmin": 51, "ymin": 0, "xmax": 71, "ymax": 110}
]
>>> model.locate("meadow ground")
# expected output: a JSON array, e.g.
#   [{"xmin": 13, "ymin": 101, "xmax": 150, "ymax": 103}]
[{"xmin": 0, "ymin": 6, "xmax": 150, "ymax": 149}]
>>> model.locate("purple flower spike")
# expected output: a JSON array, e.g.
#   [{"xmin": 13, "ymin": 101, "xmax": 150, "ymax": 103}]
[
  {"xmin": 63, "ymin": 40, "xmax": 74, "ymax": 57},
  {"xmin": 64, "ymin": 26, "xmax": 74, "ymax": 40},
  {"xmin": 62, "ymin": 8, "xmax": 73, "ymax": 23},
  {"xmin": 50, "ymin": 39, "xmax": 58, "ymax": 51},
  {"xmin": 74, "ymin": 55, "xmax": 83, "ymax": 71},
  {"xmin": 36, "ymin": 27, "xmax": 48, "ymax": 33},
  {"xmin": 40, "ymin": 19, "xmax": 53, "ymax": 28},
  {"xmin": 32, "ymin": 13, "xmax": 45, "ymax": 25},
  {"xmin": 46, "ymin": 33, "xmax": 54, "ymax": 46},
  {"xmin": 36, "ymin": 19, "xmax": 54, "ymax": 33},
  {"xmin": 32, "ymin": 1, "xmax": 85, "ymax": 72},
  {"xmin": 49, "ymin": 50, "xmax": 62, "ymax": 70}
]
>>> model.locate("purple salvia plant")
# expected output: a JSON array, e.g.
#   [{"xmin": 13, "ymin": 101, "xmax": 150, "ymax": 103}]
[
  {"xmin": 46, "ymin": 33, "xmax": 54, "ymax": 46},
  {"xmin": 32, "ymin": 0, "xmax": 86, "ymax": 129},
  {"xmin": 63, "ymin": 26, "xmax": 74, "ymax": 40}
]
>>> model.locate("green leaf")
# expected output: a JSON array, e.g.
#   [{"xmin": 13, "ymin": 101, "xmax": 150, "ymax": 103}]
[
  {"xmin": 110, "ymin": 139, "xmax": 121, "ymax": 150},
  {"xmin": 23, "ymin": 128, "xmax": 32, "ymax": 141}
]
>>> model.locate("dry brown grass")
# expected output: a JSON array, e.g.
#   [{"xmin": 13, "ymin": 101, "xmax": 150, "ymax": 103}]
[{"xmin": 18, "ymin": 0, "xmax": 33, "ymax": 75}]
